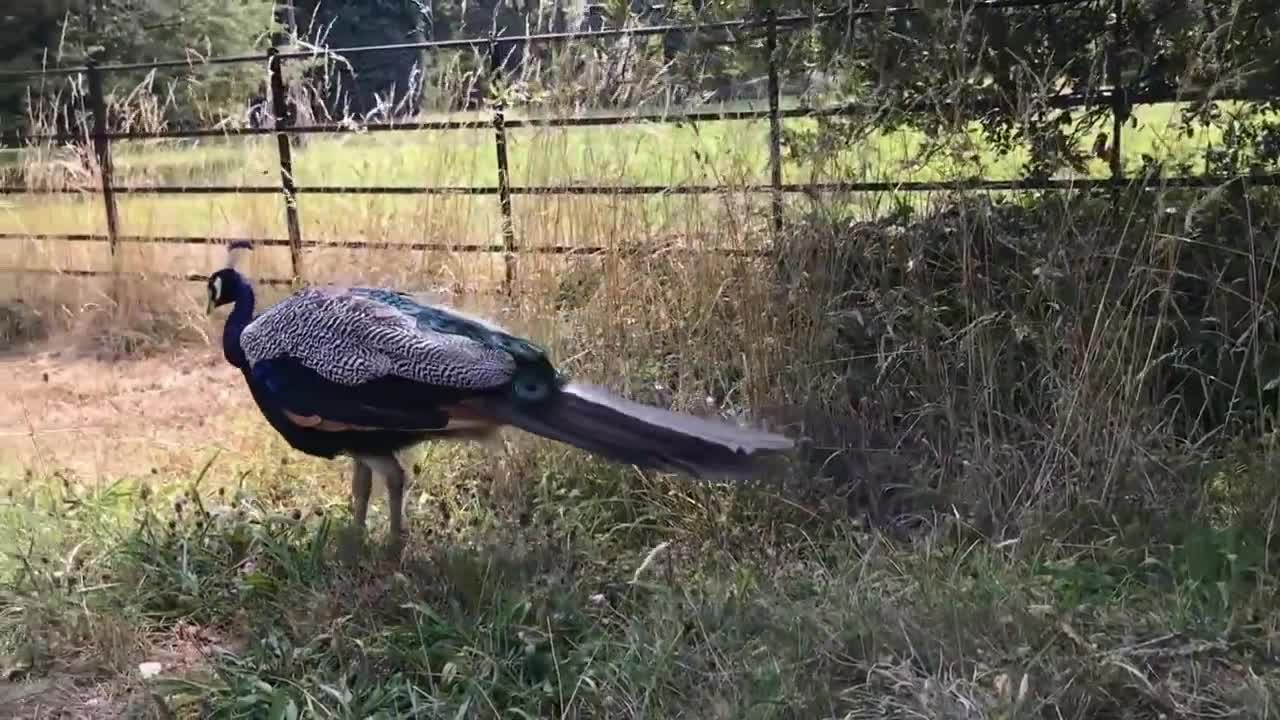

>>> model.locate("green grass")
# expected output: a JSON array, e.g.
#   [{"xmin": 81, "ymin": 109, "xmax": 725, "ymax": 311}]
[
  {"xmin": 0, "ymin": 101, "xmax": 1246, "ymax": 245},
  {"xmin": 4, "ymin": 97, "xmax": 1280, "ymax": 717},
  {"xmin": 0, "ymin": 99, "xmax": 1264, "ymax": 298},
  {"xmin": 1, "ymin": 435, "xmax": 1277, "ymax": 718}
]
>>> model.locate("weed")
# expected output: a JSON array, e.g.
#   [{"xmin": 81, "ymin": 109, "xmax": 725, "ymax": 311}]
[
  {"xmin": 3, "ymin": 9, "xmax": 1280, "ymax": 719},
  {"xmin": 0, "ymin": 443, "xmax": 1276, "ymax": 718}
]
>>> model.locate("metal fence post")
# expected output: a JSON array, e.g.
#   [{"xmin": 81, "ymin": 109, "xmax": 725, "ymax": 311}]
[
  {"xmin": 268, "ymin": 46, "xmax": 304, "ymax": 284},
  {"xmin": 1105, "ymin": 0, "xmax": 1127, "ymax": 212},
  {"xmin": 490, "ymin": 38, "xmax": 517, "ymax": 295},
  {"xmin": 85, "ymin": 55, "xmax": 120, "ymax": 262},
  {"xmin": 765, "ymin": 10, "xmax": 784, "ymax": 238}
]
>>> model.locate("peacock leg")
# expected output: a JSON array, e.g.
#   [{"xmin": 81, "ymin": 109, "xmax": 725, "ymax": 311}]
[
  {"xmin": 336, "ymin": 458, "xmax": 375, "ymax": 564},
  {"xmin": 351, "ymin": 458, "xmax": 373, "ymax": 536},
  {"xmin": 385, "ymin": 463, "xmax": 406, "ymax": 554},
  {"xmin": 356, "ymin": 454, "xmax": 408, "ymax": 559}
]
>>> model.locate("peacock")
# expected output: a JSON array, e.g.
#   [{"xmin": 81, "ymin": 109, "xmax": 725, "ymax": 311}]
[{"xmin": 206, "ymin": 241, "xmax": 793, "ymax": 554}]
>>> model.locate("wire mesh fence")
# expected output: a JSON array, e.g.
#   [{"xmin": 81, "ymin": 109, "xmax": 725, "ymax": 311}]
[{"xmin": 0, "ymin": 0, "xmax": 1274, "ymax": 291}]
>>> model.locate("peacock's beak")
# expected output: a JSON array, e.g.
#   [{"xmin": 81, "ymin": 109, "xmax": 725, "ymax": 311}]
[{"xmin": 206, "ymin": 297, "xmax": 216, "ymax": 315}]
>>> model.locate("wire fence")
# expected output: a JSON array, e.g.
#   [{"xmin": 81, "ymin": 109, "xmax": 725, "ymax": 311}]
[{"xmin": 0, "ymin": 0, "xmax": 1275, "ymax": 292}]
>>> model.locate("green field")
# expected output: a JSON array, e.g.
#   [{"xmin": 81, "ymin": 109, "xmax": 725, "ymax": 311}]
[
  {"xmin": 0, "ymin": 100, "xmax": 1242, "ymax": 299},
  {"xmin": 0, "ymin": 102, "xmax": 1230, "ymax": 244},
  {"xmin": 2, "ymin": 96, "xmax": 1279, "ymax": 718}
]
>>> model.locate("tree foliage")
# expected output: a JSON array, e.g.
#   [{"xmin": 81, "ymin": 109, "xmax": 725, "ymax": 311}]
[
  {"xmin": 290, "ymin": 0, "xmax": 427, "ymax": 120},
  {"xmin": 4, "ymin": 0, "xmax": 1280, "ymax": 173},
  {"xmin": 747, "ymin": 0, "xmax": 1280, "ymax": 177},
  {"xmin": 533, "ymin": 0, "xmax": 1278, "ymax": 177},
  {"xmin": 1, "ymin": 0, "xmax": 275, "ymax": 134},
  {"xmin": 0, "ymin": 2, "xmax": 80, "ymax": 133}
]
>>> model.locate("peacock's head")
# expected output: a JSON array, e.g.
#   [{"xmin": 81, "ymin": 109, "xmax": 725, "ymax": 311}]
[
  {"xmin": 205, "ymin": 268, "xmax": 243, "ymax": 314},
  {"xmin": 206, "ymin": 240, "xmax": 254, "ymax": 314}
]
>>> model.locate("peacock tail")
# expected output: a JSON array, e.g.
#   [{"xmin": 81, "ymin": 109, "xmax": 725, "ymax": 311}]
[{"xmin": 231, "ymin": 279, "xmax": 792, "ymax": 478}]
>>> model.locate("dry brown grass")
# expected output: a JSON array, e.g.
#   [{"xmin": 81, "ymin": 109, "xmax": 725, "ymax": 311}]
[{"xmin": 2, "ymin": 18, "xmax": 1280, "ymax": 718}]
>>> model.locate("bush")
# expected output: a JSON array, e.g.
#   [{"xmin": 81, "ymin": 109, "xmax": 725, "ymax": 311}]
[
  {"xmin": 533, "ymin": 182, "xmax": 1279, "ymax": 539},
  {"xmin": 758, "ymin": 184, "xmax": 1280, "ymax": 537}
]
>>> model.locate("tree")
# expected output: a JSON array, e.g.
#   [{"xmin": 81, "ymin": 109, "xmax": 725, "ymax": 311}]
[
  {"xmin": 0, "ymin": 2, "xmax": 79, "ymax": 134},
  {"xmin": 1, "ymin": 1, "xmax": 275, "ymax": 135},
  {"xmin": 758, "ymin": 0, "xmax": 1280, "ymax": 177},
  {"xmin": 289, "ymin": 0, "xmax": 428, "ymax": 121}
]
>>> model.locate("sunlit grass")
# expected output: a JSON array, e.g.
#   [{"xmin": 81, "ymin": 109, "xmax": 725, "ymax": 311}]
[
  {"xmin": 2, "ymin": 72, "xmax": 1279, "ymax": 718},
  {"xmin": 0, "ymin": 99, "xmax": 1248, "ymax": 292},
  {"xmin": 1, "ymin": 430, "xmax": 1276, "ymax": 717}
]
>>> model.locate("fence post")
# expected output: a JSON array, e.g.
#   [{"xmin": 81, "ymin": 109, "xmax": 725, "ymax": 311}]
[
  {"xmin": 85, "ymin": 54, "xmax": 120, "ymax": 263},
  {"xmin": 765, "ymin": 9, "xmax": 784, "ymax": 239},
  {"xmin": 490, "ymin": 37, "xmax": 517, "ymax": 295},
  {"xmin": 1105, "ymin": 0, "xmax": 1127, "ymax": 212},
  {"xmin": 268, "ymin": 46, "xmax": 304, "ymax": 284}
]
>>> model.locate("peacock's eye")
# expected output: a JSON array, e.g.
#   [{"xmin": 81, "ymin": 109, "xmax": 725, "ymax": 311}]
[{"xmin": 210, "ymin": 275, "xmax": 223, "ymax": 301}]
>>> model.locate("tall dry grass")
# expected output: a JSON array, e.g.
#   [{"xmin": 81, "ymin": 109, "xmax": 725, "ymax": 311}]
[
  {"xmin": 1, "ymin": 36, "xmax": 786, "ymax": 348},
  {"xmin": 1, "ymin": 17, "xmax": 1277, "ymax": 546}
]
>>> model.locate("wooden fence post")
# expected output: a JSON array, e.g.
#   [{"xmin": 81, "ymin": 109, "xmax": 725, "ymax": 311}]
[
  {"xmin": 490, "ymin": 37, "xmax": 517, "ymax": 295},
  {"xmin": 268, "ymin": 46, "xmax": 304, "ymax": 284},
  {"xmin": 85, "ymin": 54, "xmax": 120, "ymax": 263},
  {"xmin": 765, "ymin": 9, "xmax": 784, "ymax": 239},
  {"xmin": 1105, "ymin": 0, "xmax": 1127, "ymax": 212}
]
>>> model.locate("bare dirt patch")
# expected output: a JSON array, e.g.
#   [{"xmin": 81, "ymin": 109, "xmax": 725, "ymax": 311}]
[
  {"xmin": 0, "ymin": 676, "xmax": 131, "ymax": 720},
  {"xmin": 0, "ymin": 343, "xmax": 256, "ymax": 481},
  {"xmin": 0, "ymin": 621, "xmax": 242, "ymax": 720}
]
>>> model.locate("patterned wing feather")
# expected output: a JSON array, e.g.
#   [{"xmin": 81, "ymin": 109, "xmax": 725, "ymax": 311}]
[
  {"xmin": 240, "ymin": 286, "xmax": 518, "ymax": 389},
  {"xmin": 248, "ymin": 356, "xmax": 457, "ymax": 432},
  {"xmin": 345, "ymin": 287, "xmax": 550, "ymax": 365}
]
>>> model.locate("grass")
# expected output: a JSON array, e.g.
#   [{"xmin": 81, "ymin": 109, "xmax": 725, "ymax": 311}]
[
  {"xmin": 0, "ymin": 100, "xmax": 1242, "ymax": 279},
  {"xmin": 3, "ymin": 48, "xmax": 1280, "ymax": 718},
  {"xmin": 2, "ymin": 435, "xmax": 1277, "ymax": 718}
]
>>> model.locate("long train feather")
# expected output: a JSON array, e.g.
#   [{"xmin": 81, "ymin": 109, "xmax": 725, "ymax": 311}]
[{"xmin": 477, "ymin": 382, "xmax": 793, "ymax": 479}]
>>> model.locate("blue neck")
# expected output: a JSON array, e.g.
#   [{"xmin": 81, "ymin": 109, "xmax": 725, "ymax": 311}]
[{"xmin": 222, "ymin": 276, "xmax": 255, "ymax": 368}]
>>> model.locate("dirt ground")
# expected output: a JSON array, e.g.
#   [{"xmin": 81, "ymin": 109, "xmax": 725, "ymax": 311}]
[
  {"xmin": 0, "ymin": 341, "xmax": 282, "ymax": 718},
  {"xmin": 0, "ymin": 342, "xmax": 255, "ymax": 482},
  {"xmin": 0, "ymin": 622, "xmax": 240, "ymax": 719},
  {"xmin": 0, "ymin": 284, "xmax": 525, "ymax": 485}
]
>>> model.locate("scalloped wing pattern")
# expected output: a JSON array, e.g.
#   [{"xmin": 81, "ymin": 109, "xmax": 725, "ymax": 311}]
[{"xmin": 240, "ymin": 286, "xmax": 517, "ymax": 389}]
